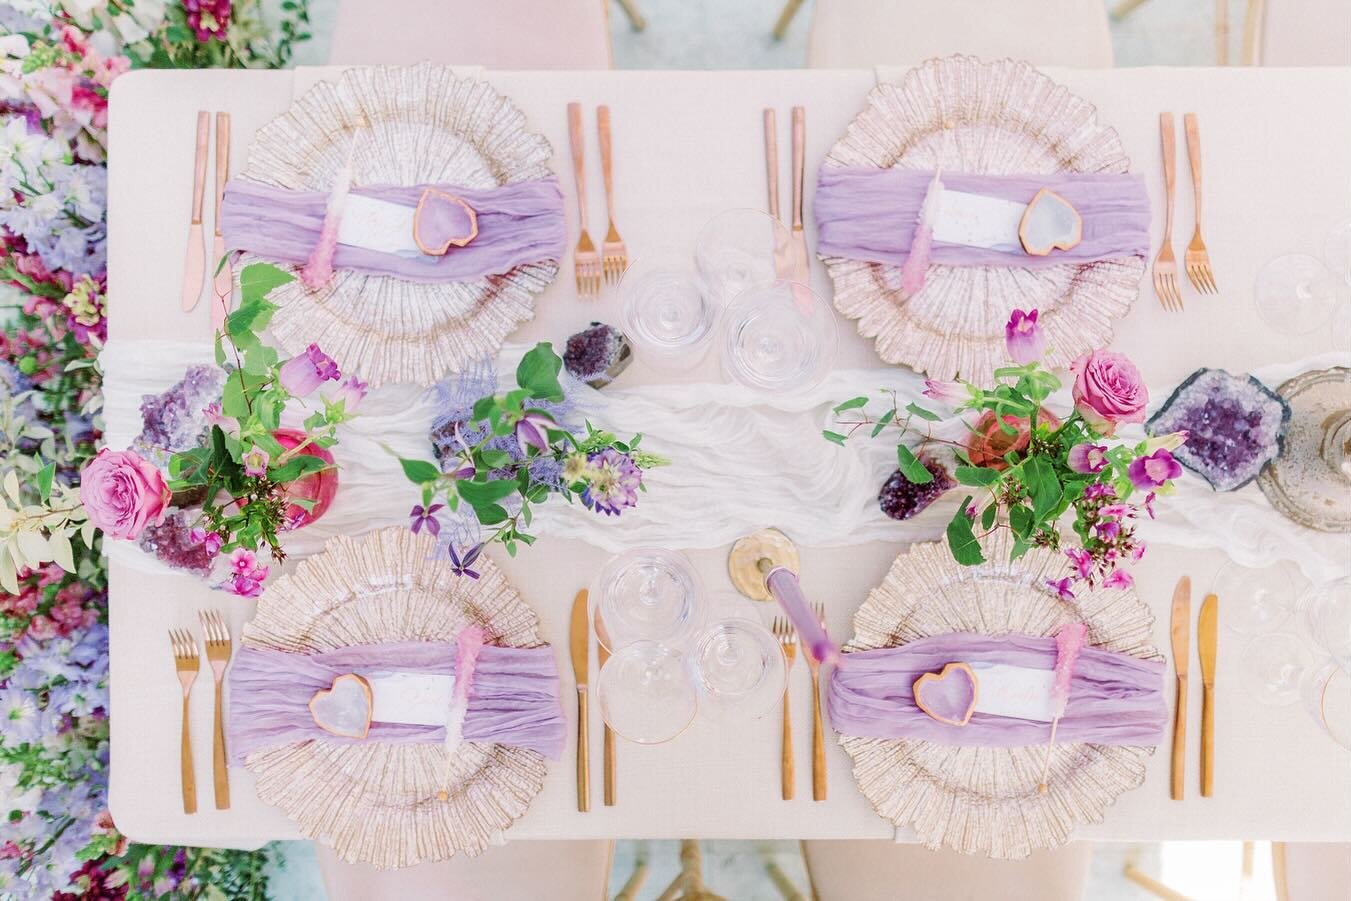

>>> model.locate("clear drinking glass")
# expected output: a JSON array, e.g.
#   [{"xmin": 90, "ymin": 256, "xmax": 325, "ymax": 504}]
[
  {"xmin": 688, "ymin": 617, "xmax": 786, "ymax": 722},
  {"xmin": 1239, "ymin": 633, "xmax": 1314, "ymax": 705},
  {"xmin": 1212, "ymin": 559, "xmax": 1303, "ymax": 635},
  {"xmin": 596, "ymin": 547, "xmax": 705, "ymax": 652},
  {"xmin": 721, "ymin": 280, "xmax": 837, "ymax": 394},
  {"xmin": 620, "ymin": 254, "xmax": 717, "ymax": 368},
  {"xmin": 1299, "ymin": 576, "xmax": 1351, "ymax": 669},
  {"xmin": 1303, "ymin": 658, "xmax": 1351, "ymax": 751},
  {"xmin": 694, "ymin": 208, "xmax": 794, "ymax": 306},
  {"xmin": 1254, "ymin": 253, "xmax": 1342, "ymax": 336},
  {"xmin": 1323, "ymin": 219, "xmax": 1351, "ymax": 287},
  {"xmin": 598, "ymin": 641, "xmax": 698, "ymax": 744}
]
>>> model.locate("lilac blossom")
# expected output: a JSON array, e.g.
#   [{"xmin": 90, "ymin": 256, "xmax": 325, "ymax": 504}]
[
  {"xmin": 1128, "ymin": 448, "xmax": 1182, "ymax": 490},
  {"xmin": 409, "ymin": 503, "xmax": 444, "ymax": 536},
  {"xmin": 1067, "ymin": 443, "xmax": 1108, "ymax": 474},
  {"xmin": 1004, "ymin": 308, "xmax": 1045, "ymax": 364},
  {"xmin": 580, "ymin": 449, "xmax": 642, "ymax": 516},
  {"xmin": 278, "ymin": 343, "xmax": 340, "ymax": 396}
]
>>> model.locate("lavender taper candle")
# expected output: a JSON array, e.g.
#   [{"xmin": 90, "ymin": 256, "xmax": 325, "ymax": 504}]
[{"xmin": 764, "ymin": 563, "xmax": 840, "ymax": 667}]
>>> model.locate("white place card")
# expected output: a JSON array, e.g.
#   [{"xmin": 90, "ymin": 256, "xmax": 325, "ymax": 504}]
[
  {"xmin": 336, "ymin": 194, "xmax": 421, "ymax": 257},
  {"xmin": 366, "ymin": 671, "xmax": 455, "ymax": 727},
  {"xmin": 931, "ymin": 189, "xmax": 1026, "ymax": 252},
  {"xmin": 969, "ymin": 662, "xmax": 1055, "ymax": 722}
]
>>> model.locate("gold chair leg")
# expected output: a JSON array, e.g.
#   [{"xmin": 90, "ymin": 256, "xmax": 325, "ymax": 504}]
[
  {"xmin": 772, "ymin": 0, "xmax": 806, "ymax": 40},
  {"xmin": 1123, "ymin": 862, "xmax": 1195, "ymax": 901},
  {"xmin": 1216, "ymin": 0, "xmax": 1230, "ymax": 63},
  {"xmin": 764, "ymin": 855, "xmax": 806, "ymax": 901},
  {"xmin": 614, "ymin": 0, "xmax": 646, "ymax": 32},
  {"xmin": 1241, "ymin": 0, "xmax": 1266, "ymax": 64},
  {"xmin": 615, "ymin": 841, "xmax": 649, "ymax": 901},
  {"xmin": 1272, "ymin": 842, "xmax": 1291, "ymax": 901},
  {"xmin": 1110, "ymin": 0, "xmax": 1153, "ymax": 20}
]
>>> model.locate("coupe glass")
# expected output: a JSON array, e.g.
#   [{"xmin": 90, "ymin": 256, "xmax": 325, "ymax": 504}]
[
  {"xmin": 598, "ymin": 641, "xmax": 698, "ymax": 744},
  {"xmin": 1303, "ymin": 658, "xmax": 1351, "ymax": 751},
  {"xmin": 1211, "ymin": 559, "xmax": 1302, "ymax": 635},
  {"xmin": 1239, "ymin": 633, "xmax": 1313, "ymax": 706},
  {"xmin": 596, "ymin": 547, "xmax": 705, "ymax": 652},
  {"xmin": 620, "ymin": 254, "xmax": 717, "ymax": 368},
  {"xmin": 694, "ymin": 208, "xmax": 793, "ymax": 306},
  {"xmin": 1324, "ymin": 219, "xmax": 1351, "ymax": 287},
  {"xmin": 1254, "ymin": 253, "xmax": 1342, "ymax": 336},
  {"xmin": 688, "ymin": 617, "xmax": 786, "ymax": 722},
  {"xmin": 721, "ymin": 280, "xmax": 837, "ymax": 394},
  {"xmin": 1299, "ymin": 576, "xmax": 1351, "ymax": 668}
]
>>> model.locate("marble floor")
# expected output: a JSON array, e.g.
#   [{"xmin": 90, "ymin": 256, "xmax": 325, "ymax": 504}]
[{"xmin": 266, "ymin": 1, "xmax": 1282, "ymax": 898}]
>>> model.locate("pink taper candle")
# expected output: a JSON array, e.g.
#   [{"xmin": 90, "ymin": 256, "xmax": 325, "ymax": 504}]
[{"xmin": 765, "ymin": 566, "xmax": 840, "ymax": 666}]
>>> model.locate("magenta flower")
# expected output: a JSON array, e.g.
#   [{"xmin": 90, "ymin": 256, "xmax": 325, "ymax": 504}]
[
  {"xmin": 1004, "ymin": 309, "xmax": 1045, "ymax": 364},
  {"xmin": 330, "ymin": 375, "xmax": 368, "ymax": 412},
  {"xmin": 409, "ymin": 503, "xmax": 444, "ymax": 536},
  {"xmin": 1067, "ymin": 443, "xmax": 1108, "ymax": 474},
  {"xmin": 203, "ymin": 402, "xmax": 240, "ymax": 438},
  {"xmin": 226, "ymin": 572, "xmax": 265, "ymax": 598},
  {"xmin": 1128, "ymin": 449, "xmax": 1182, "ymax": 490},
  {"xmin": 189, "ymin": 527, "xmax": 224, "ymax": 557},
  {"xmin": 241, "ymin": 446, "xmax": 269, "ymax": 478},
  {"xmin": 1095, "ymin": 519, "xmax": 1121, "ymax": 541},
  {"xmin": 225, "ymin": 548, "xmax": 269, "ymax": 597},
  {"xmin": 79, "ymin": 448, "xmax": 171, "ymax": 541},
  {"xmin": 1143, "ymin": 492, "xmax": 1157, "ymax": 519},
  {"xmin": 278, "ymin": 343, "xmax": 340, "ymax": 397},
  {"xmin": 1070, "ymin": 350, "xmax": 1148, "ymax": 434},
  {"xmin": 1045, "ymin": 577, "xmax": 1076, "ymax": 601},
  {"xmin": 1103, "ymin": 569, "xmax": 1135, "ymax": 590},
  {"xmin": 922, "ymin": 378, "xmax": 966, "ymax": 405},
  {"xmin": 514, "ymin": 410, "xmax": 556, "ymax": 456},
  {"xmin": 1098, "ymin": 503, "xmax": 1135, "ymax": 519},
  {"xmin": 1084, "ymin": 482, "xmax": 1116, "ymax": 501},
  {"xmin": 1130, "ymin": 541, "xmax": 1148, "ymax": 562},
  {"xmin": 1065, "ymin": 547, "xmax": 1093, "ymax": 580}
]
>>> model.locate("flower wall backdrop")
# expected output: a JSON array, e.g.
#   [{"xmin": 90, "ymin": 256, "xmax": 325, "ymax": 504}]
[{"xmin": 0, "ymin": 3, "xmax": 309, "ymax": 898}]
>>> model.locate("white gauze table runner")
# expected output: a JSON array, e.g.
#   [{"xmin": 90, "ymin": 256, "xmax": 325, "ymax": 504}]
[{"xmin": 100, "ymin": 340, "xmax": 1351, "ymax": 583}]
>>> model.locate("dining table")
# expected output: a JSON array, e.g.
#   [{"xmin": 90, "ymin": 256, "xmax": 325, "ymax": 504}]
[{"xmin": 104, "ymin": 64, "xmax": 1351, "ymax": 850}]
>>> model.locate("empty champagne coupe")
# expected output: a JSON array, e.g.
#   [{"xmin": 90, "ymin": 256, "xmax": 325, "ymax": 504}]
[
  {"xmin": 721, "ymin": 279, "xmax": 837, "ymax": 395},
  {"xmin": 1255, "ymin": 253, "xmax": 1342, "ymax": 336},
  {"xmin": 598, "ymin": 641, "xmax": 698, "ymax": 744},
  {"xmin": 596, "ymin": 547, "xmax": 705, "ymax": 652},
  {"xmin": 694, "ymin": 208, "xmax": 794, "ymax": 306},
  {"xmin": 620, "ymin": 254, "xmax": 717, "ymax": 368},
  {"xmin": 1212, "ymin": 559, "xmax": 1303, "ymax": 635},
  {"xmin": 688, "ymin": 617, "xmax": 786, "ymax": 722}
]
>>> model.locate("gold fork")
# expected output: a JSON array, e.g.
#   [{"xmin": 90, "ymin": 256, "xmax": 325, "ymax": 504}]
[
  {"xmin": 807, "ymin": 601, "xmax": 827, "ymax": 801},
  {"xmin": 199, "ymin": 610, "xmax": 232, "ymax": 810},
  {"xmin": 596, "ymin": 105, "xmax": 628, "ymax": 285},
  {"xmin": 772, "ymin": 617, "xmax": 798, "ymax": 800},
  {"xmin": 1183, "ymin": 113, "xmax": 1218, "ymax": 295},
  {"xmin": 567, "ymin": 102, "xmax": 601, "ymax": 300},
  {"xmin": 1153, "ymin": 112, "xmax": 1183, "ymax": 312},
  {"xmin": 169, "ymin": 629, "xmax": 200, "ymax": 814}
]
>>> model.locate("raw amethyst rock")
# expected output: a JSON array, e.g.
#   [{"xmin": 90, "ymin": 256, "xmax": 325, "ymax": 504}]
[
  {"xmin": 1147, "ymin": 368, "xmax": 1291, "ymax": 491},
  {"xmin": 878, "ymin": 459, "xmax": 955, "ymax": 520},
  {"xmin": 137, "ymin": 511, "xmax": 214, "ymax": 577},
  {"xmin": 563, "ymin": 322, "xmax": 632, "ymax": 389},
  {"xmin": 134, "ymin": 364, "xmax": 226, "ymax": 465}
]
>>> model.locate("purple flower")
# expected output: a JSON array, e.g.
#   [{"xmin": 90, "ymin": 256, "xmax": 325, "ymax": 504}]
[
  {"xmin": 581, "ymin": 449, "xmax": 643, "ymax": 516},
  {"xmin": 1130, "ymin": 541, "xmax": 1148, "ymax": 562},
  {"xmin": 203, "ymin": 401, "xmax": 239, "ymax": 438},
  {"xmin": 1095, "ymin": 519, "xmax": 1121, "ymax": 541},
  {"xmin": 1004, "ymin": 309, "xmax": 1045, "ymax": 364},
  {"xmin": 1070, "ymin": 350, "xmax": 1148, "ymax": 434},
  {"xmin": 188, "ymin": 527, "xmax": 223, "ymax": 557},
  {"xmin": 278, "ymin": 343, "xmax": 341, "ymax": 397},
  {"xmin": 921, "ymin": 378, "xmax": 965, "ymax": 405},
  {"xmin": 1065, "ymin": 547, "xmax": 1093, "ymax": 580},
  {"xmin": 1143, "ymin": 492, "xmax": 1157, "ymax": 519},
  {"xmin": 330, "ymin": 375, "xmax": 368, "ymax": 412},
  {"xmin": 1083, "ymin": 483, "xmax": 1116, "ymax": 501},
  {"xmin": 1067, "ymin": 443, "xmax": 1108, "ymax": 474},
  {"xmin": 1128, "ymin": 448, "xmax": 1183, "ymax": 490},
  {"xmin": 241, "ymin": 445, "xmax": 269, "ymax": 478},
  {"xmin": 1098, "ymin": 503, "xmax": 1135, "ymax": 519},
  {"xmin": 1045, "ymin": 577, "xmax": 1076, "ymax": 601},
  {"xmin": 448, "ymin": 543, "xmax": 483, "ymax": 579},
  {"xmin": 1103, "ymin": 569, "xmax": 1135, "ymax": 590},
  {"xmin": 514, "ymin": 410, "xmax": 556, "ymax": 456},
  {"xmin": 409, "ymin": 503, "xmax": 445, "ymax": 536},
  {"xmin": 224, "ymin": 548, "xmax": 269, "ymax": 597}
]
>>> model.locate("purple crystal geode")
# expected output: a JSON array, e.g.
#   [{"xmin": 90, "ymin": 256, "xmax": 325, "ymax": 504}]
[
  {"xmin": 1146, "ymin": 368, "xmax": 1291, "ymax": 491},
  {"xmin": 878, "ymin": 459, "xmax": 955, "ymax": 520},
  {"xmin": 563, "ymin": 322, "xmax": 632, "ymax": 389}
]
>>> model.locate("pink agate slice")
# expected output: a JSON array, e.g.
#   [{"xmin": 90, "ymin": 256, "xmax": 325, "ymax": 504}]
[
  {"xmin": 912, "ymin": 662, "xmax": 978, "ymax": 726},
  {"xmin": 413, "ymin": 188, "xmax": 478, "ymax": 255}
]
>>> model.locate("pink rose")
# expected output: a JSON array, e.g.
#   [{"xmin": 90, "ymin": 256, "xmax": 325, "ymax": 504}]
[
  {"xmin": 1070, "ymin": 351, "xmax": 1148, "ymax": 434},
  {"xmin": 79, "ymin": 448, "xmax": 170, "ymax": 540}
]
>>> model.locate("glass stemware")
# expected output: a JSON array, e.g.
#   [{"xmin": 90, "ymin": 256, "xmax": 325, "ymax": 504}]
[
  {"xmin": 1239, "ymin": 633, "xmax": 1313, "ymax": 705},
  {"xmin": 1323, "ymin": 219, "xmax": 1351, "ymax": 287},
  {"xmin": 1303, "ymin": 658, "xmax": 1351, "ymax": 751},
  {"xmin": 1299, "ymin": 575, "xmax": 1351, "ymax": 668},
  {"xmin": 596, "ymin": 547, "xmax": 705, "ymax": 652},
  {"xmin": 1211, "ymin": 559, "xmax": 1304, "ymax": 636},
  {"xmin": 619, "ymin": 254, "xmax": 717, "ymax": 368},
  {"xmin": 720, "ymin": 279, "xmax": 837, "ymax": 394},
  {"xmin": 1254, "ymin": 253, "xmax": 1342, "ymax": 336},
  {"xmin": 694, "ymin": 208, "xmax": 794, "ymax": 306},
  {"xmin": 688, "ymin": 617, "xmax": 786, "ymax": 722},
  {"xmin": 597, "ymin": 641, "xmax": 698, "ymax": 744}
]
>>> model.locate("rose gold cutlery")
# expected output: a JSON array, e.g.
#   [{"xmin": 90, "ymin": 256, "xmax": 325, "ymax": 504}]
[
  {"xmin": 763, "ymin": 108, "xmax": 795, "ymax": 282},
  {"xmin": 772, "ymin": 616, "xmax": 797, "ymax": 800},
  {"xmin": 593, "ymin": 607, "xmax": 616, "ymax": 807},
  {"xmin": 789, "ymin": 106, "xmax": 810, "ymax": 291},
  {"xmin": 1183, "ymin": 113, "xmax": 1218, "ymax": 295},
  {"xmin": 211, "ymin": 112, "xmax": 232, "ymax": 331},
  {"xmin": 200, "ymin": 609, "xmax": 232, "ymax": 810},
  {"xmin": 567, "ymin": 103, "xmax": 601, "ymax": 301},
  {"xmin": 169, "ymin": 628, "xmax": 200, "ymax": 814},
  {"xmin": 1198, "ymin": 592, "xmax": 1219, "ymax": 797},
  {"xmin": 1153, "ymin": 112, "xmax": 1182, "ymax": 312},
  {"xmin": 808, "ymin": 599, "xmax": 827, "ymax": 801},
  {"xmin": 181, "ymin": 111, "xmax": 209, "ymax": 313},
  {"xmin": 1169, "ymin": 575, "xmax": 1191, "ymax": 800},
  {"xmin": 569, "ymin": 588, "xmax": 591, "ymax": 812},
  {"xmin": 596, "ymin": 105, "xmax": 628, "ymax": 286}
]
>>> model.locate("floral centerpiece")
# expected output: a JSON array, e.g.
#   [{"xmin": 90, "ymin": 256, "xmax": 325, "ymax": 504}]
[
  {"xmin": 399, "ymin": 342, "xmax": 665, "ymax": 571},
  {"xmin": 826, "ymin": 309, "xmax": 1186, "ymax": 596}
]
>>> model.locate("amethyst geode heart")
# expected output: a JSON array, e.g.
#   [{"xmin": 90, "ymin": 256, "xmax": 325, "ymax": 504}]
[
  {"xmin": 1147, "ymin": 368, "xmax": 1291, "ymax": 491},
  {"xmin": 913, "ymin": 662, "xmax": 978, "ymax": 726}
]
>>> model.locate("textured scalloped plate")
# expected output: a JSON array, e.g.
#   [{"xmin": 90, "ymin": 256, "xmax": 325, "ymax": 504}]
[
  {"xmin": 239, "ymin": 63, "xmax": 559, "ymax": 387},
  {"xmin": 1257, "ymin": 367, "xmax": 1351, "ymax": 532},
  {"xmin": 822, "ymin": 56, "xmax": 1145, "ymax": 385},
  {"xmin": 839, "ymin": 530, "xmax": 1161, "ymax": 859},
  {"xmin": 239, "ymin": 527, "xmax": 549, "ymax": 869}
]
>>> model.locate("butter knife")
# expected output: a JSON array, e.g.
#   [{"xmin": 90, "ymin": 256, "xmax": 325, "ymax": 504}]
[
  {"xmin": 181, "ymin": 111, "xmax": 209, "ymax": 312},
  {"xmin": 570, "ymin": 589, "xmax": 591, "ymax": 813},
  {"xmin": 1169, "ymin": 575, "xmax": 1191, "ymax": 800},
  {"xmin": 1198, "ymin": 592, "xmax": 1218, "ymax": 797},
  {"xmin": 789, "ymin": 106, "xmax": 809, "ymax": 285},
  {"xmin": 211, "ymin": 112, "xmax": 231, "ymax": 331},
  {"xmin": 594, "ymin": 609, "xmax": 616, "ymax": 807},
  {"xmin": 764, "ymin": 109, "xmax": 793, "ymax": 283}
]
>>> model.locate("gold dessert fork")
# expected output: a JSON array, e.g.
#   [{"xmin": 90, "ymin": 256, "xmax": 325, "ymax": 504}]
[
  {"xmin": 169, "ymin": 629, "xmax": 200, "ymax": 814},
  {"xmin": 1183, "ymin": 113, "xmax": 1218, "ymax": 295},
  {"xmin": 567, "ymin": 102, "xmax": 601, "ymax": 300},
  {"xmin": 1153, "ymin": 112, "xmax": 1182, "ymax": 311},
  {"xmin": 772, "ymin": 616, "xmax": 797, "ymax": 800},
  {"xmin": 199, "ymin": 609, "xmax": 232, "ymax": 810},
  {"xmin": 596, "ymin": 105, "xmax": 628, "ymax": 285},
  {"xmin": 807, "ymin": 601, "xmax": 827, "ymax": 801}
]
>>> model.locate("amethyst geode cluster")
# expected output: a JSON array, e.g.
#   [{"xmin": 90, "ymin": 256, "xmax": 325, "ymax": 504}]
[
  {"xmin": 563, "ymin": 322, "xmax": 632, "ymax": 389},
  {"xmin": 1146, "ymin": 368, "xmax": 1291, "ymax": 491},
  {"xmin": 878, "ymin": 458, "xmax": 955, "ymax": 520}
]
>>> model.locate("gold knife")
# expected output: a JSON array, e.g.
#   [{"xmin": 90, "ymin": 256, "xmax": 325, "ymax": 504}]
[
  {"xmin": 789, "ymin": 106, "xmax": 809, "ymax": 286},
  {"xmin": 210, "ymin": 112, "xmax": 232, "ymax": 331},
  {"xmin": 569, "ymin": 589, "xmax": 591, "ymax": 813},
  {"xmin": 1198, "ymin": 592, "xmax": 1219, "ymax": 798},
  {"xmin": 594, "ymin": 608, "xmax": 616, "ymax": 807},
  {"xmin": 181, "ymin": 111, "xmax": 209, "ymax": 312},
  {"xmin": 1169, "ymin": 576, "xmax": 1191, "ymax": 800}
]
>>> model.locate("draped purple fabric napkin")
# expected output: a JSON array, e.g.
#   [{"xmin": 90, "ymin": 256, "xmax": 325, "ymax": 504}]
[
  {"xmin": 828, "ymin": 632, "xmax": 1167, "ymax": 747},
  {"xmin": 227, "ymin": 639, "xmax": 566, "ymax": 762},
  {"xmin": 220, "ymin": 177, "xmax": 566, "ymax": 284},
  {"xmin": 814, "ymin": 168, "xmax": 1150, "ymax": 269}
]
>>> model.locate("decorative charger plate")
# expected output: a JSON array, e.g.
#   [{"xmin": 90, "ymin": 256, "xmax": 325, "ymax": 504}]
[
  {"xmin": 240, "ymin": 63, "xmax": 558, "ymax": 387},
  {"xmin": 839, "ymin": 531, "xmax": 1161, "ymax": 858},
  {"xmin": 1257, "ymin": 367, "xmax": 1351, "ymax": 532},
  {"xmin": 239, "ymin": 527, "xmax": 549, "ymax": 868},
  {"xmin": 821, "ymin": 56, "xmax": 1145, "ymax": 383}
]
